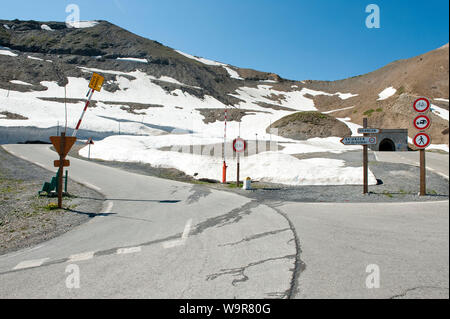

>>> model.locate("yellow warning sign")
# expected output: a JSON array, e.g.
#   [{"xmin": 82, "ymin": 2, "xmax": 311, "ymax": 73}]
[{"xmin": 88, "ymin": 72, "xmax": 105, "ymax": 92}]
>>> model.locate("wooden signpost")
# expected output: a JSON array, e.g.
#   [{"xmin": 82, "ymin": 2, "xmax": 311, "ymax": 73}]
[
  {"xmin": 50, "ymin": 133, "xmax": 76, "ymax": 208},
  {"xmin": 341, "ymin": 118, "xmax": 378, "ymax": 194},
  {"xmin": 412, "ymin": 98, "xmax": 432, "ymax": 196}
]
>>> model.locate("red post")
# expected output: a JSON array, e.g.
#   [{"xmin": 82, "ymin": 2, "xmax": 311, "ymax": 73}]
[{"xmin": 222, "ymin": 161, "xmax": 227, "ymax": 183}]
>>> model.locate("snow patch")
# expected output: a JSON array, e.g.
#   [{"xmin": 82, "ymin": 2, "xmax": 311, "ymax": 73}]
[
  {"xmin": 431, "ymin": 104, "xmax": 449, "ymax": 121},
  {"xmin": 66, "ymin": 21, "xmax": 99, "ymax": 29},
  {"xmin": 27, "ymin": 56, "xmax": 44, "ymax": 61},
  {"xmin": 79, "ymin": 135, "xmax": 377, "ymax": 186},
  {"xmin": 434, "ymin": 98, "xmax": 449, "ymax": 103},
  {"xmin": 175, "ymin": 49, "xmax": 243, "ymax": 79},
  {"xmin": 337, "ymin": 118, "xmax": 362, "ymax": 136},
  {"xmin": 0, "ymin": 47, "xmax": 18, "ymax": 57},
  {"xmin": 10, "ymin": 80, "xmax": 33, "ymax": 86},
  {"xmin": 377, "ymin": 87, "xmax": 396, "ymax": 100},
  {"xmin": 41, "ymin": 24, "xmax": 54, "ymax": 31},
  {"xmin": 117, "ymin": 57, "xmax": 148, "ymax": 63}
]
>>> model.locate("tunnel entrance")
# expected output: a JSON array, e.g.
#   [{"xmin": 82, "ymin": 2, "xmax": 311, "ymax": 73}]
[{"xmin": 379, "ymin": 138, "xmax": 396, "ymax": 151}]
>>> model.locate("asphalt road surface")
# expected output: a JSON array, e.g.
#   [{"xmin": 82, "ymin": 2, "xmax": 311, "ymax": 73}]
[
  {"xmin": 0, "ymin": 145, "xmax": 448, "ymax": 299},
  {"xmin": 374, "ymin": 151, "xmax": 449, "ymax": 179}
]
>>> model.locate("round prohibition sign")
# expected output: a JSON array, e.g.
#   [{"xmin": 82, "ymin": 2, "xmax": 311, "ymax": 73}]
[
  {"xmin": 413, "ymin": 98, "xmax": 430, "ymax": 113},
  {"xmin": 413, "ymin": 114, "xmax": 431, "ymax": 131},
  {"xmin": 368, "ymin": 137, "xmax": 376, "ymax": 144},
  {"xmin": 413, "ymin": 132, "xmax": 431, "ymax": 148},
  {"xmin": 233, "ymin": 137, "xmax": 247, "ymax": 153}
]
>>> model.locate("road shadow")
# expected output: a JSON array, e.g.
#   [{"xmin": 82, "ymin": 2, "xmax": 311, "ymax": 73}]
[{"xmin": 76, "ymin": 196, "xmax": 181, "ymax": 204}]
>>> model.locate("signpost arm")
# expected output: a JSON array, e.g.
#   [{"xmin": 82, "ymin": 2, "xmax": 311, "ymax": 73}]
[{"xmin": 363, "ymin": 118, "xmax": 368, "ymax": 194}]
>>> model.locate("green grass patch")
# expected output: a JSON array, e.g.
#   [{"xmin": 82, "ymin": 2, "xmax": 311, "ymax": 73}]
[
  {"xmin": 382, "ymin": 191, "xmax": 393, "ymax": 198},
  {"xmin": 363, "ymin": 109, "xmax": 375, "ymax": 117},
  {"xmin": 376, "ymin": 108, "xmax": 383, "ymax": 112},
  {"xmin": 44, "ymin": 203, "xmax": 60, "ymax": 211}
]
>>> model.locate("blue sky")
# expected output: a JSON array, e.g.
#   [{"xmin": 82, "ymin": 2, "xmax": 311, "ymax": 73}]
[{"xmin": 1, "ymin": 0, "xmax": 448, "ymax": 81}]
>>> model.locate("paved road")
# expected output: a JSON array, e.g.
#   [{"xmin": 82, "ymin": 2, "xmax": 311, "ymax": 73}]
[
  {"xmin": 374, "ymin": 151, "xmax": 449, "ymax": 179},
  {"xmin": 0, "ymin": 145, "xmax": 448, "ymax": 298},
  {"xmin": 0, "ymin": 145, "xmax": 296, "ymax": 298}
]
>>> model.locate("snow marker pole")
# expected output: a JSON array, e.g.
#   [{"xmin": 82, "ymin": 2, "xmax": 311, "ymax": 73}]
[
  {"xmin": 222, "ymin": 106, "xmax": 228, "ymax": 183},
  {"xmin": 72, "ymin": 88, "xmax": 95, "ymax": 137}
]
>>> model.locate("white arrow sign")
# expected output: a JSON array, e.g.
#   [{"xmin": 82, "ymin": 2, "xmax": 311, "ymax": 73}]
[{"xmin": 341, "ymin": 136, "xmax": 377, "ymax": 145}]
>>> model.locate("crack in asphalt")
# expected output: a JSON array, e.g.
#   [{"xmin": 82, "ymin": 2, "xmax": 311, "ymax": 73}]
[
  {"xmin": 218, "ymin": 228, "xmax": 290, "ymax": 247},
  {"xmin": 265, "ymin": 201, "xmax": 306, "ymax": 299},
  {"xmin": 190, "ymin": 200, "xmax": 260, "ymax": 236},
  {"xmin": 206, "ymin": 254, "xmax": 296, "ymax": 291},
  {"xmin": 186, "ymin": 184, "xmax": 212, "ymax": 204},
  {"xmin": 390, "ymin": 286, "xmax": 449, "ymax": 299}
]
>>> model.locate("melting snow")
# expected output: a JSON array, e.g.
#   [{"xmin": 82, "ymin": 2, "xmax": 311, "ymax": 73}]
[
  {"xmin": 66, "ymin": 21, "xmax": 99, "ymax": 29},
  {"xmin": 41, "ymin": 24, "xmax": 54, "ymax": 31},
  {"xmin": 117, "ymin": 57, "xmax": 148, "ymax": 63},
  {"xmin": 0, "ymin": 47, "xmax": 18, "ymax": 57},
  {"xmin": 10, "ymin": 80, "xmax": 33, "ymax": 86},
  {"xmin": 431, "ymin": 104, "xmax": 449, "ymax": 121},
  {"xmin": 27, "ymin": 56, "xmax": 44, "ymax": 61},
  {"xmin": 175, "ymin": 49, "xmax": 243, "ymax": 79},
  {"xmin": 79, "ymin": 135, "xmax": 377, "ymax": 186},
  {"xmin": 377, "ymin": 87, "xmax": 396, "ymax": 100}
]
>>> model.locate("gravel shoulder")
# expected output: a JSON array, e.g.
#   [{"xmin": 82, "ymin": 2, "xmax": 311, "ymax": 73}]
[
  {"xmin": 69, "ymin": 144, "xmax": 449, "ymax": 203},
  {"xmin": 0, "ymin": 146, "xmax": 105, "ymax": 255}
]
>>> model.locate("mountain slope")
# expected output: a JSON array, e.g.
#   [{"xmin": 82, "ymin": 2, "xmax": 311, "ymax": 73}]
[{"xmin": 0, "ymin": 19, "xmax": 448, "ymax": 148}]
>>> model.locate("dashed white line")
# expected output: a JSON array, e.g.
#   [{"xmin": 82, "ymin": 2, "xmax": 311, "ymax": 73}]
[
  {"xmin": 13, "ymin": 258, "xmax": 50, "ymax": 270},
  {"xmin": 116, "ymin": 246, "xmax": 142, "ymax": 255},
  {"xmin": 68, "ymin": 251, "xmax": 95, "ymax": 262}
]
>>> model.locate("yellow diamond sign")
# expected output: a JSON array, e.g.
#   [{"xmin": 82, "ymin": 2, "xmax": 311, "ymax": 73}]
[{"xmin": 89, "ymin": 72, "xmax": 105, "ymax": 92}]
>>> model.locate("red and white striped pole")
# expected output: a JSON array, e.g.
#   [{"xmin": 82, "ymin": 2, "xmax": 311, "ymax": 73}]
[
  {"xmin": 72, "ymin": 88, "xmax": 95, "ymax": 137},
  {"xmin": 222, "ymin": 106, "xmax": 228, "ymax": 183}
]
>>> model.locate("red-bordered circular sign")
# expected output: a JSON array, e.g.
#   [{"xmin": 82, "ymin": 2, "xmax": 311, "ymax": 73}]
[
  {"xmin": 233, "ymin": 137, "xmax": 247, "ymax": 153},
  {"xmin": 413, "ymin": 115, "xmax": 431, "ymax": 131},
  {"xmin": 413, "ymin": 98, "xmax": 430, "ymax": 113},
  {"xmin": 413, "ymin": 132, "xmax": 431, "ymax": 148}
]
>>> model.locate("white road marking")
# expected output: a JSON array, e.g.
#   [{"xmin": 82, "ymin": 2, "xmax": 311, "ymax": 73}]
[
  {"xmin": 117, "ymin": 246, "xmax": 142, "ymax": 255},
  {"xmin": 68, "ymin": 251, "xmax": 95, "ymax": 262},
  {"xmin": 102, "ymin": 201, "xmax": 114, "ymax": 214},
  {"xmin": 163, "ymin": 219, "xmax": 192, "ymax": 248},
  {"xmin": 83, "ymin": 182, "xmax": 102, "ymax": 192},
  {"xmin": 13, "ymin": 258, "xmax": 49, "ymax": 270}
]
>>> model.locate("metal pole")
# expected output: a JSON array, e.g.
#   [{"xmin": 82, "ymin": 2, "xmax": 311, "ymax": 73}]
[
  {"xmin": 237, "ymin": 153, "xmax": 240, "ymax": 188},
  {"xmin": 72, "ymin": 88, "xmax": 94, "ymax": 137},
  {"xmin": 58, "ymin": 132, "xmax": 66, "ymax": 208},
  {"xmin": 222, "ymin": 106, "xmax": 228, "ymax": 183},
  {"xmin": 64, "ymin": 170, "xmax": 68, "ymax": 193},
  {"xmin": 256, "ymin": 134, "xmax": 258, "ymax": 154},
  {"xmin": 420, "ymin": 149, "xmax": 426, "ymax": 196},
  {"xmin": 88, "ymin": 142, "xmax": 91, "ymax": 160},
  {"xmin": 363, "ymin": 118, "xmax": 368, "ymax": 194}
]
